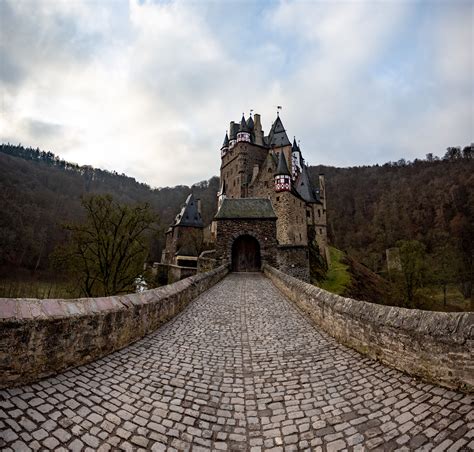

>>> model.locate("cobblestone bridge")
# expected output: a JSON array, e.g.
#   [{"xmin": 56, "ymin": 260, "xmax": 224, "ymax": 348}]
[{"xmin": 1, "ymin": 274, "xmax": 472, "ymax": 451}]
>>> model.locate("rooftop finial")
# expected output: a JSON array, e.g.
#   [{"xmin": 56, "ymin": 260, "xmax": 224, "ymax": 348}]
[{"xmin": 277, "ymin": 105, "xmax": 282, "ymax": 116}]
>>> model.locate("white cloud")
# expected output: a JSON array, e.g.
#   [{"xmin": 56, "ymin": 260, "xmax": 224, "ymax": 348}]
[{"xmin": 1, "ymin": 0, "xmax": 472, "ymax": 186}]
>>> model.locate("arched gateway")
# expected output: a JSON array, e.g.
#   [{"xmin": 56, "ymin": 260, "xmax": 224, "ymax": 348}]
[
  {"xmin": 213, "ymin": 198, "xmax": 278, "ymax": 271},
  {"xmin": 231, "ymin": 235, "xmax": 261, "ymax": 272}
]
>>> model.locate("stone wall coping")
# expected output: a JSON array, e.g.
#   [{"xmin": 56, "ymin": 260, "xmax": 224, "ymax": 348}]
[
  {"xmin": 1, "ymin": 265, "xmax": 229, "ymax": 388},
  {"xmin": 264, "ymin": 264, "xmax": 473, "ymax": 391},
  {"xmin": 0, "ymin": 265, "xmax": 228, "ymax": 322},
  {"xmin": 264, "ymin": 264, "xmax": 473, "ymax": 344}
]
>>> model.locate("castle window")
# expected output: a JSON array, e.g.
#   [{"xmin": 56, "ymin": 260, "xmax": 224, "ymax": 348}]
[
  {"xmin": 318, "ymin": 209, "xmax": 321, "ymax": 218},
  {"xmin": 276, "ymin": 196, "xmax": 280, "ymax": 202},
  {"xmin": 264, "ymin": 181, "xmax": 268, "ymax": 188},
  {"xmin": 299, "ymin": 233, "xmax": 302, "ymax": 240},
  {"xmin": 268, "ymin": 168, "xmax": 272, "ymax": 173},
  {"xmin": 306, "ymin": 211, "xmax": 311, "ymax": 218},
  {"xmin": 320, "ymin": 228, "xmax": 323, "ymax": 234}
]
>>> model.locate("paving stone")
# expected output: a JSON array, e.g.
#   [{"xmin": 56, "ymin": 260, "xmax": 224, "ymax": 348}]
[{"xmin": 0, "ymin": 274, "xmax": 471, "ymax": 451}]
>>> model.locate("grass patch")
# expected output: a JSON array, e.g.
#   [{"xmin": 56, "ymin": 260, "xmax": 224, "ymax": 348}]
[
  {"xmin": 0, "ymin": 278, "xmax": 78, "ymax": 299},
  {"xmin": 318, "ymin": 247, "xmax": 351, "ymax": 295}
]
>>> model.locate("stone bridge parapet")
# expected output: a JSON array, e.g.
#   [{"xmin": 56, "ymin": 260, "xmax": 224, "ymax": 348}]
[
  {"xmin": 0, "ymin": 265, "xmax": 229, "ymax": 388},
  {"xmin": 264, "ymin": 264, "xmax": 473, "ymax": 392}
]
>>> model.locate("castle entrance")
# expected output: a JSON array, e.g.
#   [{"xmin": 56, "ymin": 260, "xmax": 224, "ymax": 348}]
[{"xmin": 231, "ymin": 235, "xmax": 261, "ymax": 272}]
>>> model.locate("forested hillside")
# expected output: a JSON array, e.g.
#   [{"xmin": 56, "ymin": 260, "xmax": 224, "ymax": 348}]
[
  {"xmin": 0, "ymin": 144, "xmax": 219, "ymax": 276},
  {"xmin": 1, "ymin": 143, "xmax": 472, "ymax": 303}
]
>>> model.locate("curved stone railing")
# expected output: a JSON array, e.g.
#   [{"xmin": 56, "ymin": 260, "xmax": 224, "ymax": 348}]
[
  {"xmin": 0, "ymin": 265, "xmax": 229, "ymax": 388},
  {"xmin": 264, "ymin": 264, "xmax": 473, "ymax": 392}
]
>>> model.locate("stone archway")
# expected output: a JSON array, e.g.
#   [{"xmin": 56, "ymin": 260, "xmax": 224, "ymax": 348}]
[{"xmin": 231, "ymin": 235, "xmax": 261, "ymax": 272}]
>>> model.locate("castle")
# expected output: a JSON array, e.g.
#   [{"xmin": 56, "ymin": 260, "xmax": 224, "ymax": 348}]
[{"xmin": 162, "ymin": 111, "xmax": 328, "ymax": 281}]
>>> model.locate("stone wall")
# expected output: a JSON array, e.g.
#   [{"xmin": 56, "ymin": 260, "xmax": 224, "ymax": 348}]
[
  {"xmin": 264, "ymin": 264, "xmax": 473, "ymax": 392},
  {"xmin": 0, "ymin": 265, "xmax": 229, "ymax": 388},
  {"xmin": 215, "ymin": 218, "xmax": 278, "ymax": 268},
  {"xmin": 276, "ymin": 245, "xmax": 310, "ymax": 282},
  {"xmin": 197, "ymin": 250, "xmax": 218, "ymax": 273},
  {"xmin": 168, "ymin": 264, "xmax": 197, "ymax": 284}
]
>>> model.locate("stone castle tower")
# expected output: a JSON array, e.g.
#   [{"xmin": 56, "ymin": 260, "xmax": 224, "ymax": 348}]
[{"xmin": 213, "ymin": 111, "xmax": 328, "ymax": 280}]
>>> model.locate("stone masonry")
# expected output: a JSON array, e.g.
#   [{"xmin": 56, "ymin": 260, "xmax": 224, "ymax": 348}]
[
  {"xmin": 0, "ymin": 266, "xmax": 229, "ymax": 388},
  {"xmin": 1, "ymin": 273, "xmax": 472, "ymax": 451}
]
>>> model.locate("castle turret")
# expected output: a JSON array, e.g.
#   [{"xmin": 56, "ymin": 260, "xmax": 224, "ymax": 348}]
[
  {"xmin": 274, "ymin": 151, "xmax": 291, "ymax": 192},
  {"xmin": 237, "ymin": 114, "xmax": 251, "ymax": 143},
  {"xmin": 221, "ymin": 132, "xmax": 229, "ymax": 157},
  {"xmin": 291, "ymin": 137, "xmax": 302, "ymax": 180},
  {"xmin": 229, "ymin": 121, "xmax": 237, "ymax": 147}
]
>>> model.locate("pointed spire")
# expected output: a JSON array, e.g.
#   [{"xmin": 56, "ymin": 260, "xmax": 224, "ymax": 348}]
[
  {"xmin": 246, "ymin": 115, "xmax": 254, "ymax": 130},
  {"xmin": 268, "ymin": 115, "xmax": 291, "ymax": 147},
  {"xmin": 292, "ymin": 137, "xmax": 300, "ymax": 153},
  {"xmin": 275, "ymin": 151, "xmax": 291, "ymax": 176},
  {"xmin": 239, "ymin": 114, "xmax": 248, "ymax": 132},
  {"xmin": 222, "ymin": 132, "xmax": 229, "ymax": 148}
]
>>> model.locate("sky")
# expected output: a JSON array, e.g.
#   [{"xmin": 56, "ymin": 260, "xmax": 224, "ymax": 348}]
[{"xmin": 0, "ymin": 0, "xmax": 472, "ymax": 187}]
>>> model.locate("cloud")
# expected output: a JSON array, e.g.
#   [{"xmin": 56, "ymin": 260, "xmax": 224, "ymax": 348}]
[{"xmin": 0, "ymin": 0, "xmax": 472, "ymax": 186}]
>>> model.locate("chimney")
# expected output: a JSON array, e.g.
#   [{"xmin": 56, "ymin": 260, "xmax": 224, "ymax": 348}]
[{"xmin": 253, "ymin": 113, "xmax": 264, "ymax": 146}]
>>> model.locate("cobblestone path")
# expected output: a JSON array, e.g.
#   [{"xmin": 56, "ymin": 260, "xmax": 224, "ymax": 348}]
[{"xmin": 1, "ymin": 273, "xmax": 473, "ymax": 451}]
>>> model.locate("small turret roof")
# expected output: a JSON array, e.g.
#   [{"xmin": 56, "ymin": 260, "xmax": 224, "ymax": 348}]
[
  {"xmin": 246, "ymin": 115, "xmax": 254, "ymax": 130},
  {"xmin": 222, "ymin": 132, "xmax": 229, "ymax": 148},
  {"xmin": 268, "ymin": 115, "xmax": 291, "ymax": 148},
  {"xmin": 292, "ymin": 137, "xmax": 301, "ymax": 153},
  {"xmin": 275, "ymin": 151, "xmax": 291, "ymax": 176},
  {"xmin": 173, "ymin": 193, "xmax": 204, "ymax": 227},
  {"xmin": 239, "ymin": 114, "xmax": 248, "ymax": 132}
]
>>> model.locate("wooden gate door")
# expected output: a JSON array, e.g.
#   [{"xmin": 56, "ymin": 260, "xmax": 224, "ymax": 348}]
[{"xmin": 232, "ymin": 235, "xmax": 261, "ymax": 272}]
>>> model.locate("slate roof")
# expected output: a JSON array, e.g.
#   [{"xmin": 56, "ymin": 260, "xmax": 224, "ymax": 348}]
[
  {"xmin": 239, "ymin": 115, "xmax": 248, "ymax": 132},
  {"xmin": 292, "ymin": 137, "xmax": 301, "ymax": 153},
  {"xmin": 294, "ymin": 164, "xmax": 320, "ymax": 203},
  {"xmin": 275, "ymin": 151, "xmax": 291, "ymax": 176},
  {"xmin": 246, "ymin": 115, "xmax": 254, "ymax": 130},
  {"xmin": 267, "ymin": 115, "xmax": 291, "ymax": 148},
  {"xmin": 215, "ymin": 198, "xmax": 277, "ymax": 220},
  {"xmin": 222, "ymin": 132, "xmax": 229, "ymax": 148},
  {"xmin": 173, "ymin": 194, "xmax": 204, "ymax": 227}
]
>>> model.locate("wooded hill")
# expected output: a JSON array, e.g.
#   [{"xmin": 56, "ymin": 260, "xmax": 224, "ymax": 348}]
[{"xmin": 1, "ymin": 143, "xmax": 472, "ymax": 303}]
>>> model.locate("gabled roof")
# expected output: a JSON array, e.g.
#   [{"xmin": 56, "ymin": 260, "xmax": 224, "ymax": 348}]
[
  {"xmin": 215, "ymin": 198, "xmax": 277, "ymax": 220},
  {"xmin": 294, "ymin": 164, "xmax": 320, "ymax": 203},
  {"xmin": 268, "ymin": 115, "xmax": 291, "ymax": 148},
  {"xmin": 275, "ymin": 151, "xmax": 291, "ymax": 176},
  {"xmin": 173, "ymin": 194, "xmax": 204, "ymax": 227}
]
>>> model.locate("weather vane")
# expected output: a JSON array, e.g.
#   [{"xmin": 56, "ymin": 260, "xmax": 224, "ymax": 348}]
[{"xmin": 277, "ymin": 105, "xmax": 282, "ymax": 116}]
